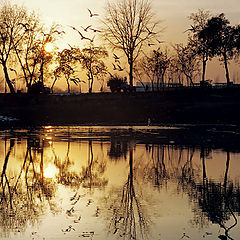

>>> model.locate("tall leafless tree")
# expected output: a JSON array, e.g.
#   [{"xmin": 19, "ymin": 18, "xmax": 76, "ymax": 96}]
[
  {"xmin": 0, "ymin": 1, "xmax": 29, "ymax": 93},
  {"xmin": 102, "ymin": 0, "xmax": 161, "ymax": 86}
]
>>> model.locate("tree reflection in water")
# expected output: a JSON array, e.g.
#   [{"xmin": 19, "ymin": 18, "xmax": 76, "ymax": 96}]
[
  {"xmin": 112, "ymin": 142, "xmax": 240, "ymax": 240},
  {"xmin": 0, "ymin": 136, "xmax": 57, "ymax": 238},
  {"xmin": 106, "ymin": 141, "xmax": 149, "ymax": 240},
  {"xmin": 1, "ymin": 128, "xmax": 240, "ymax": 240}
]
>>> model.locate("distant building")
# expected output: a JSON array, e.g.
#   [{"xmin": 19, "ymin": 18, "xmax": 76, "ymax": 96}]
[{"xmin": 135, "ymin": 82, "xmax": 183, "ymax": 92}]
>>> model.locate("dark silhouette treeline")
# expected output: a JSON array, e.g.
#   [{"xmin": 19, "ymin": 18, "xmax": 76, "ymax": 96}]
[{"xmin": 2, "ymin": 88, "xmax": 240, "ymax": 126}]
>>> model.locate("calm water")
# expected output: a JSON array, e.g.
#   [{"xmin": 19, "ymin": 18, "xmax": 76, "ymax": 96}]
[{"xmin": 0, "ymin": 126, "xmax": 240, "ymax": 240}]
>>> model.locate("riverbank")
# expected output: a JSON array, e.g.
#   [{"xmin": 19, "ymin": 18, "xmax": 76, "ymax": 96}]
[{"xmin": 1, "ymin": 87, "xmax": 240, "ymax": 126}]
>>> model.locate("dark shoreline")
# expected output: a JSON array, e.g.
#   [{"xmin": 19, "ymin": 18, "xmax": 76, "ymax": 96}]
[{"xmin": 1, "ymin": 87, "xmax": 240, "ymax": 127}]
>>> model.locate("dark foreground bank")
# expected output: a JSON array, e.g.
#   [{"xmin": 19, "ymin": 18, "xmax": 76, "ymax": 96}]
[{"xmin": 1, "ymin": 88, "xmax": 240, "ymax": 126}]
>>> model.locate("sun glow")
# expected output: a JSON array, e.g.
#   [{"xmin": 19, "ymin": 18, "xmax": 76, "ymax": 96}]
[
  {"xmin": 44, "ymin": 164, "xmax": 59, "ymax": 179},
  {"xmin": 44, "ymin": 42, "xmax": 55, "ymax": 53}
]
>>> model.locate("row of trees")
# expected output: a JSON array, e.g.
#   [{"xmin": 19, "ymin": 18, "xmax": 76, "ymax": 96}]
[
  {"xmin": 0, "ymin": 0, "xmax": 240, "ymax": 93},
  {"xmin": 0, "ymin": 1, "xmax": 110, "ymax": 94}
]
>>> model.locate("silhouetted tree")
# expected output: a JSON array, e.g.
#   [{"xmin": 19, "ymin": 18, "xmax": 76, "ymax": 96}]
[
  {"xmin": 0, "ymin": 1, "xmax": 29, "ymax": 93},
  {"xmin": 138, "ymin": 48, "xmax": 170, "ymax": 91},
  {"xmin": 53, "ymin": 48, "xmax": 78, "ymax": 93},
  {"xmin": 199, "ymin": 14, "xmax": 235, "ymax": 86},
  {"xmin": 73, "ymin": 44, "xmax": 108, "ymax": 93},
  {"xmin": 173, "ymin": 43, "xmax": 200, "ymax": 86},
  {"xmin": 15, "ymin": 22, "xmax": 63, "ymax": 92},
  {"xmin": 187, "ymin": 9, "xmax": 212, "ymax": 83},
  {"xmin": 102, "ymin": 0, "xmax": 161, "ymax": 86}
]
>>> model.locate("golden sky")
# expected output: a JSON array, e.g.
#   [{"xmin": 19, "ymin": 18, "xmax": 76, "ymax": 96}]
[
  {"xmin": 11, "ymin": 0, "xmax": 240, "ymax": 44},
  {"xmin": 10, "ymin": 0, "xmax": 240, "ymax": 85}
]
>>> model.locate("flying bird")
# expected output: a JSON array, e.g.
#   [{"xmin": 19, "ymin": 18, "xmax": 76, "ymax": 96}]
[
  {"xmin": 52, "ymin": 30, "xmax": 65, "ymax": 35},
  {"xmin": 18, "ymin": 22, "xmax": 31, "ymax": 32},
  {"xmin": 69, "ymin": 25, "xmax": 93, "ymax": 42},
  {"xmin": 184, "ymin": 25, "xmax": 197, "ymax": 33},
  {"xmin": 81, "ymin": 25, "xmax": 92, "ymax": 32},
  {"xmin": 88, "ymin": 8, "xmax": 99, "ymax": 17},
  {"xmin": 146, "ymin": 27, "xmax": 156, "ymax": 35},
  {"xmin": 157, "ymin": 39, "xmax": 164, "ymax": 44},
  {"xmin": 9, "ymin": 68, "xmax": 17, "ymax": 75},
  {"xmin": 89, "ymin": 27, "xmax": 101, "ymax": 33}
]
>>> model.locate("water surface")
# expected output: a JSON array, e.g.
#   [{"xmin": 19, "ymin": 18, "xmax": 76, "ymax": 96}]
[{"xmin": 0, "ymin": 126, "xmax": 240, "ymax": 240}]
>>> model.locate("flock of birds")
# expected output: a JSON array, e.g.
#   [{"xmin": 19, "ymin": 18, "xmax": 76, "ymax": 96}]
[
  {"xmin": 68, "ymin": 9, "xmax": 100, "ymax": 43},
  {"xmin": 67, "ymin": 9, "xmax": 166, "ymax": 73}
]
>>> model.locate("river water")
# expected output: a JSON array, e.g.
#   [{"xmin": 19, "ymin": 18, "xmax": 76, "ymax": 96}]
[{"xmin": 0, "ymin": 126, "xmax": 240, "ymax": 240}]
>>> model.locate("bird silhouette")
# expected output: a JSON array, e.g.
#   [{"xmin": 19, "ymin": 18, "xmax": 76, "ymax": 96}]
[
  {"xmin": 148, "ymin": 42, "xmax": 155, "ymax": 47},
  {"xmin": 117, "ymin": 65, "xmax": 124, "ymax": 71},
  {"xmin": 9, "ymin": 68, "xmax": 17, "ymax": 75},
  {"xmin": 157, "ymin": 39, "xmax": 164, "ymax": 44},
  {"xmin": 89, "ymin": 27, "xmax": 101, "ymax": 33},
  {"xmin": 112, "ymin": 63, "xmax": 117, "ymax": 70},
  {"xmin": 69, "ymin": 25, "xmax": 93, "ymax": 42},
  {"xmin": 18, "ymin": 22, "xmax": 30, "ymax": 31},
  {"xmin": 184, "ymin": 25, "xmax": 197, "ymax": 33},
  {"xmin": 88, "ymin": 8, "xmax": 99, "ymax": 17},
  {"xmin": 146, "ymin": 27, "xmax": 156, "ymax": 35},
  {"xmin": 81, "ymin": 25, "xmax": 92, "ymax": 32}
]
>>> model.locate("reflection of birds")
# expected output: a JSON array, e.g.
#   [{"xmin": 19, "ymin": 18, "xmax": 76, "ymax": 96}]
[
  {"xmin": 86, "ymin": 199, "xmax": 93, "ymax": 206},
  {"xmin": 113, "ymin": 53, "xmax": 120, "ymax": 62},
  {"xmin": 179, "ymin": 232, "xmax": 190, "ymax": 239},
  {"xmin": 148, "ymin": 42, "xmax": 155, "ymax": 47},
  {"xmin": 117, "ymin": 65, "xmax": 124, "ymax": 71},
  {"xmin": 218, "ymin": 235, "xmax": 227, "ymax": 240},
  {"xmin": 88, "ymin": 8, "xmax": 99, "ymax": 17},
  {"xmin": 81, "ymin": 25, "xmax": 92, "ymax": 32},
  {"xmin": 203, "ymin": 232, "xmax": 212, "ymax": 238},
  {"xmin": 112, "ymin": 63, "xmax": 117, "ymax": 70}
]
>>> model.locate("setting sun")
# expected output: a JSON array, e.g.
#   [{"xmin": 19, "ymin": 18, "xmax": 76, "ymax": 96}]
[{"xmin": 44, "ymin": 42, "xmax": 55, "ymax": 53}]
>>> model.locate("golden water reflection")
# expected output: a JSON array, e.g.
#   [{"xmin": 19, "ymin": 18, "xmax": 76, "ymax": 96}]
[{"xmin": 0, "ymin": 127, "xmax": 240, "ymax": 240}]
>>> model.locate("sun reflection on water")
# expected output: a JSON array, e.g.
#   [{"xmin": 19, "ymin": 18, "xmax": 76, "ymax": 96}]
[{"xmin": 44, "ymin": 164, "xmax": 59, "ymax": 179}]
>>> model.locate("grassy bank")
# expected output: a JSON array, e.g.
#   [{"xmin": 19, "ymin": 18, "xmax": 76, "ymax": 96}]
[{"xmin": 1, "ymin": 88, "xmax": 240, "ymax": 126}]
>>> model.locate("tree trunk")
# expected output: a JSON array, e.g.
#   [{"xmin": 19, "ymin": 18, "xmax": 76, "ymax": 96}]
[
  {"xmin": 2, "ymin": 63, "xmax": 15, "ymax": 93},
  {"xmin": 129, "ymin": 59, "xmax": 133, "ymax": 86},
  {"xmin": 67, "ymin": 78, "xmax": 70, "ymax": 93},
  {"xmin": 223, "ymin": 53, "xmax": 231, "ymax": 87},
  {"xmin": 202, "ymin": 58, "xmax": 207, "ymax": 82}
]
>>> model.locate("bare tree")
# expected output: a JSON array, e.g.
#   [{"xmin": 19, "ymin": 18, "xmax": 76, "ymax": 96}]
[
  {"xmin": 102, "ymin": 0, "xmax": 160, "ymax": 86},
  {"xmin": 137, "ymin": 48, "xmax": 170, "ymax": 91},
  {"xmin": 0, "ymin": 1, "xmax": 29, "ymax": 93},
  {"xmin": 53, "ymin": 48, "xmax": 78, "ymax": 93},
  {"xmin": 173, "ymin": 43, "xmax": 200, "ymax": 86},
  {"xmin": 73, "ymin": 44, "xmax": 108, "ymax": 93}
]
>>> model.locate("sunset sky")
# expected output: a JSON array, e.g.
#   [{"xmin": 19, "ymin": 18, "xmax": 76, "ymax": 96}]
[{"xmin": 10, "ymin": 0, "xmax": 240, "ymax": 87}]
